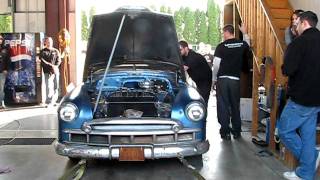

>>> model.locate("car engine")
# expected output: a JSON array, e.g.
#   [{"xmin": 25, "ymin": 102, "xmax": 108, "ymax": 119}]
[{"xmin": 90, "ymin": 78, "xmax": 174, "ymax": 119}]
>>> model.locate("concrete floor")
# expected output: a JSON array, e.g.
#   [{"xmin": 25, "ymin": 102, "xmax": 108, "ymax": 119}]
[{"xmin": 0, "ymin": 94, "xmax": 305, "ymax": 180}]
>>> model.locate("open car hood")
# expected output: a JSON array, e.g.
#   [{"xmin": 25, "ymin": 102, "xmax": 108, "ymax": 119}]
[{"xmin": 84, "ymin": 7, "xmax": 183, "ymax": 76}]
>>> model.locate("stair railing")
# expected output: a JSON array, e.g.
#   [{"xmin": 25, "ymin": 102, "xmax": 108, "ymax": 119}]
[{"xmin": 234, "ymin": 0, "xmax": 288, "ymax": 151}]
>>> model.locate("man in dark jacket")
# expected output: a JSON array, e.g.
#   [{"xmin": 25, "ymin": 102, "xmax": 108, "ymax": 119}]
[
  {"xmin": 40, "ymin": 37, "xmax": 61, "ymax": 105},
  {"xmin": 279, "ymin": 11, "xmax": 320, "ymax": 180},
  {"xmin": 0, "ymin": 34, "xmax": 10, "ymax": 108},
  {"xmin": 179, "ymin": 40, "xmax": 212, "ymax": 106}
]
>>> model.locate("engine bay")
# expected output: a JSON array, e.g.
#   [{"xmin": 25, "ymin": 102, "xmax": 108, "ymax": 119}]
[{"xmin": 90, "ymin": 77, "xmax": 175, "ymax": 119}]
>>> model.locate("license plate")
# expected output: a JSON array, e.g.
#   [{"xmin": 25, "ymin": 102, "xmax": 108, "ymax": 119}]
[{"xmin": 119, "ymin": 147, "xmax": 145, "ymax": 161}]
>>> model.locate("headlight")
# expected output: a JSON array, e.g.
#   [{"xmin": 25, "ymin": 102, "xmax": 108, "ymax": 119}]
[
  {"xmin": 59, "ymin": 103, "xmax": 79, "ymax": 122},
  {"xmin": 185, "ymin": 102, "xmax": 205, "ymax": 121}
]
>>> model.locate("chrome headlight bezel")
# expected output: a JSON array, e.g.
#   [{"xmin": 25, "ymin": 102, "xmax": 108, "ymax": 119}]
[
  {"xmin": 185, "ymin": 102, "xmax": 205, "ymax": 121},
  {"xmin": 58, "ymin": 102, "xmax": 79, "ymax": 122}
]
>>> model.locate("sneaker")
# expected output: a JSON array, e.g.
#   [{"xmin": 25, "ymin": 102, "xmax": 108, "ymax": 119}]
[
  {"xmin": 316, "ymin": 150, "xmax": 320, "ymax": 170},
  {"xmin": 1, "ymin": 100, "xmax": 5, "ymax": 108},
  {"xmin": 283, "ymin": 171, "xmax": 302, "ymax": 180}
]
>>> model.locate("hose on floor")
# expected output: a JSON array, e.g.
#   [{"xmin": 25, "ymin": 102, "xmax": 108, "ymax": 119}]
[
  {"xmin": 59, "ymin": 159, "xmax": 86, "ymax": 180},
  {"xmin": 177, "ymin": 153, "xmax": 206, "ymax": 180}
]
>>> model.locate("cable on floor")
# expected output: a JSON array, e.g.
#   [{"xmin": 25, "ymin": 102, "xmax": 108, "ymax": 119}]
[{"xmin": 0, "ymin": 120, "xmax": 21, "ymax": 146}]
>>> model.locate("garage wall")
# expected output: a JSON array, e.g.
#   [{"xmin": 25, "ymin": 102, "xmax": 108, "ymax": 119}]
[
  {"xmin": 0, "ymin": 0, "xmax": 45, "ymax": 32},
  {"xmin": 289, "ymin": 0, "xmax": 320, "ymax": 29},
  {"xmin": 14, "ymin": 0, "xmax": 45, "ymax": 32},
  {"xmin": 0, "ymin": 0, "xmax": 11, "ymax": 14}
]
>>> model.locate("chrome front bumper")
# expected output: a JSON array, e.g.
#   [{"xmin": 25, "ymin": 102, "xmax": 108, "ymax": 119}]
[{"xmin": 54, "ymin": 140, "xmax": 209, "ymax": 159}]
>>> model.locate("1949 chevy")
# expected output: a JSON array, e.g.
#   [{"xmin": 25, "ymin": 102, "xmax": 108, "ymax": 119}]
[{"xmin": 54, "ymin": 7, "xmax": 209, "ymax": 161}]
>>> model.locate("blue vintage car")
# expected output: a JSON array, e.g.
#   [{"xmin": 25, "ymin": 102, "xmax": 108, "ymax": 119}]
[{"xmin": 54, "ymin": 7, "xmax": 209, "ymax": 161}]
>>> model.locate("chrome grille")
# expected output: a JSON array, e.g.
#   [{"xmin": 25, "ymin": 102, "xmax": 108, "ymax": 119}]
[
  {"xmin": 66, "ymin": 119, "xmax": 199, "ymax": 146},
  {"xmin": 67, "ymin": 130, "xmax": 198, "ymax": 146},
  {"xmin": 109, "ymin": 90, "xmax": 155, "ymax": 98}
]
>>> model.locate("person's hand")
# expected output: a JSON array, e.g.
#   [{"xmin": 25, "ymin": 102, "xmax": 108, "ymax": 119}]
[
  {"xmin": 291, "ymin": 25, "xmax": 298, "ymax": 36},
  {"xmin": 239, "ymin": 23, "xmax": 248, "ymax": 34}
]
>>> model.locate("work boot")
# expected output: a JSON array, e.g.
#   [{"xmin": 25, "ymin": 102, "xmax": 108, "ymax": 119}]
[
  {"xmin": 231, "ymin": 130, "xmax": 241, "ymax": 139},
  {"xmin": 220, "ymin": 133, "xmax": 231, "ymax": 141}
]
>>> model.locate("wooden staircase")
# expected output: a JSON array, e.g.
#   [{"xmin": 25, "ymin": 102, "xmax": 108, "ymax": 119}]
[
  {"xmin": 234, "ymin": 0, "xmax": 296, "ymax": 167},
  {"xmin": 234, "ymin": 0, "xmax": 320, "ymax": 171},
  {"xmin": 265, "ymin": 0, "xmax": 292, "ymax": 47}
]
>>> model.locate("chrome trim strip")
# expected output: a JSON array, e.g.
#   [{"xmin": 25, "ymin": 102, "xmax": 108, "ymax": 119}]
[
  {"xmin": 54, "ymin": 140, "xmax": 209, "ymax": 159},
  {"xmin": 106, "ymin": 102, "xmax": 156, "ymax": 104},
  {"xmin": 64, "ymin": 140, "xmax": 198, "ymax": 147},
  {"xmin": 64, "ymin": 129, "xmax": 201, "ymax": 136},
  {"xmin": 87, "ymin": 118, "xmax": 182, "ymax": 126}
]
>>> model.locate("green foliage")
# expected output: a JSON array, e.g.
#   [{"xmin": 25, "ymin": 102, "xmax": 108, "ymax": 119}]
[
  {"xmin": 207, "ymin": 0, "xmax": 221, "ymax": 46},
  {"xmin": 160, "ymin": 6, "xmax": 167, "ymax": 13},
  {"xmin": 171, "ymin": 0, "xmax": 220, "ymax": 46},
  {"xmin": 79, "ymin": 2, "xmax": 221, "ymax": 46},
  {"xmin": 88, "ymin": 7, "xmax": 96, "ymax": 26},
  {"xmin": 81, "ymin": 7, "xmax": 96, "ymax": 41},
  {"xmin": 88, "ymin": 7, "xmax": 96, "ymax": 36},
  {"xmin": 198, "ymin": 11, "xmax": 208, "ymax": 44},
  {"xmin": 194, "ymin": 9, "xmax": 201, "ymax": 43},
  {"xmin": 173, "ymin": 7, "xmax": 185, "ymax": 40},
  {"xmin": 167, "ymin": 7, "xmax": 172, "ymax": 15},
  {"xmin": 81, "ymin": 10, "xmax": 89, "ymax": 41},
  {"xmin": 183, "ymin": 8, "xmax": 196, "ymax": 44},
  {"xmin": 0, "ymin": 15, "xmax": 13, "ymax": 32}
]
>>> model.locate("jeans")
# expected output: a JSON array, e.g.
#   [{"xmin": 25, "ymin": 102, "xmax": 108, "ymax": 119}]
[
  {"xmin": 279, "ymin": 99, "xmax": 320, "ymax": 180},
  {"xmin": 0, "ymin": 73, "xmax": 5, "ymax": 104}
]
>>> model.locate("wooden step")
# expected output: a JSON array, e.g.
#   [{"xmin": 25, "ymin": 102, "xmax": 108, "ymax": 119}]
[
  {"xmin": 270, "ymin": 8, "xmax": 292, "ymax": 19},
  {"xmin": 266, "ymin": 0, "xmax": 290, "ymax": 8},
  {"xmin": 274, "ymin": 18, "xmax": 291, "ymax": 29}
]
